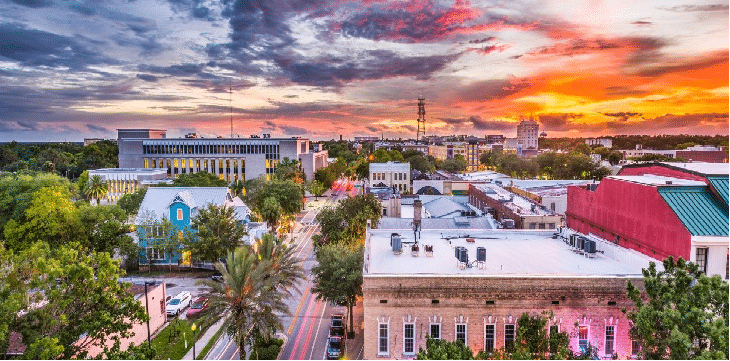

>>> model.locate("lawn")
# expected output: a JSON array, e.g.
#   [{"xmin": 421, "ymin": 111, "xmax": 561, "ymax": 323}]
[{"xmin": 151, "ymin": 311, "xmax": 218, "ymax": 360}]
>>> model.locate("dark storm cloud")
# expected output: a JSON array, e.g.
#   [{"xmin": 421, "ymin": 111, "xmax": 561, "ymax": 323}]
[
  {"xmin": 635, "ymin": 50, "xmax": 727, "ymax": 77},
  {"xmin": 469, "ymin": 37, "xmax": 496, "ymax": 44},
  {"xmin": 537, "ymin": 113, "xmax": 584, "ymax": 131},
  {"xmin": 664, "ymin": 4, "xmax": 729, "ymax": 12},
  {"xmin": 86, "ymin": 124, "xmax": 109, "ymax": 132},
  {"xmin": 0, "ymin": 23, "xmax": 113, "ymax": 69},
  {"xmin": 69, "ymin": 2, "xmax": 96, "ymax": 16},
  {"xmin": 0, "ymin": 120, "xmax": 41, "ymax": 132},
  {"xmin": 439, "ymin": 116, "xmax": 515, "ymax": 131},
  {"xmin": 8, "ymin": 0, "xmax": 52, "ymax": 8},
  {"xmin": 136, "ymin": 74, "xmax": 159, "ymax": 82},
  {"xmin": 139, "ymin": 63, "xmax": 206, "ymax": 76},
  {"xmin": 181, "ymin": 78, "xmax": 255, "ymax": 93},
  {"xmin": 277, "ymin": 50, "xmax": 460, "ymax": 87},
  {"xmin": 453, "ymin": 78, "xmax": 532, "ymax": 102}
]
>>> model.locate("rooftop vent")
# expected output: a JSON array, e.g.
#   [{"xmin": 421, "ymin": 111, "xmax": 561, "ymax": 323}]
[
  {"xmin": 424, "ymin": 244, "xmax": 433, "ymax": 257},
  {"xmin": 411, "ymin": 243, "xmax": 419, "ymax": 257},
  {"xmin": 477, "ymin": 247, "xmax": 486, "ymax": 262},
  {"xmin": 665, "ymin": 180, "xmax": 673, "ymax": 185},
  {"xmin": 391, "ymin": 234, "xmax": 402, "ymax": 254}
]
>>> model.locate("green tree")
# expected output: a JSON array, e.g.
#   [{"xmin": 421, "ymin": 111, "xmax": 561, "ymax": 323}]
[
  {"xmin": 311, "ymin": 243, "xmax": 363, "ymax": 336},
  {"xmin": 245, "ymin": 179, "xmax": 304, "ymax": 217},
  {"xmin": 607, "ymin": 151, "xmax": 623, "ymax": 165},
  {"xmin": 137, "ymin": 216, "xmax": 183, "ymax": 271},
  {"xmin": 255, "ymin": 234, "xmax": 305, "ymax": 295},
  {"xmin": 624, "ymin": 256, "xmax": 729, "ymax": 360},
  {"xmin": 117, "ymin": 187, "xmax": 148, "ymax": 215},
  {"xmin": 3, "ymin": 186, "xmax": 81, "ymax": 251},
  {"xmin": 229, "ymin": 179, "xmax": 245, "ymax": 199},
  {"xmin": 307, "ymin": 181, "xmax": 327, "ymax": 200},
  {"xmin": 440, "ymin": 154, "xmax": 468, "ymax": 173},
  {"xmin": 274, "ymin": 157, "xmax": 305, "ymax": 184},
  {"xmin": 200, "ymin": 247, "xmax": 289, "ymax": 357},
  {"xmin": 77, "ymin": 170, "xmax": 90, "ymax": 199},
  {"xmin": 4, "ymin": 241, "xmax": 147, "ymax": 359},
  {"xmin": 78, "ymin": 204, "xmax": 133, "ymax": 254},
  {"xmin": 260, "ymin": 196, "xmax": 283, "ymax": 232},
  {"xmin": 184, "ymin": 204, "xmax": 247, "ymax": 263},
  {"xmin": 314, "ymin": 194, "xmax": 381, "ymax": 246},
  {"xmin": 573, "ymin": 143, "xmax": 592, "ymax": 155},
  {"xmin": 0, "ymin": 172, "xmax": 74, "ymax": 235},
  {"xmin": 417, "ymin": 336, "xmax": 474, "ymax": 360},
  {"xmin": 85, "ymin": 174, "xmax": 109, "ymax": 205},
  {"xmin": 172, "ymin": 171, "xmax": 228, "ymax": 187}
]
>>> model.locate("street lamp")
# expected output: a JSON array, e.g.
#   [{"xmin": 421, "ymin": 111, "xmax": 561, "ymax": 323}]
[
  {"xmin": 191, "ymin": 323, "xmax": 197, "ymax": 359},
  {"xmin": 143, "ymin": 281, "xmax": 156, "ymax": 347}
]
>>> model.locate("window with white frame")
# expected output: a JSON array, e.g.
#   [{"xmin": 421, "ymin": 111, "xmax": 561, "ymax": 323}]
[
  {"xmin": 578, "ymin": 326, "xmax": 589, "ymax": 354},
  {"xmin": 430, "ymin": 323, "xmax": 441, "ymax": 339},
  {"xmin": 605, "ymin": 325, "xmax": 615, "ymax": 355},
  {"xmin": 484, "ymin": 324, "xmax": 495, "ymax": 352},
  {"xmin": 146, "ymin": 247, "xmax": 164, "ymax": 261},
  {"xmin": 455, "ymin": 323, "xmax": 467, "ymax": 345},
  {"xmin": 504, "ymin": 324, "xmax": 515, "ymax": 349},
  {"xmin": 631, "ymin": 339, "xmax": 640, "ymax": 356},
  {"xmin": 378, "ymin": 323, "xmax": 389, "ymax": 355},
  {"xmin": 696, "ymin": 247, "xmax": 708, "ymax": 274},
  {"xmin": 177, "ymin": 208, "xmax": 183, "ymax": 220},
  {"xmin": 404, "ymin": 323, "xmax": 415, "ymax": 355}
]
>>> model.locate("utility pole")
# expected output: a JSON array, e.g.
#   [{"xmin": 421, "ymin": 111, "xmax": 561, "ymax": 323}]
[{"xmin": 416, "ymin": 96, "xmax": 426, "ymax": 143}]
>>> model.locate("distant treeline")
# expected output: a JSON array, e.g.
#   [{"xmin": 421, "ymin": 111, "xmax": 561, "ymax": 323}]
[
  {"xmin": 0, "ymin": 140, "xmax": 118, "ymax": 179},
  {"xmin": 540, "ymin": 134, "xmax": 728, "ymax": 151}
]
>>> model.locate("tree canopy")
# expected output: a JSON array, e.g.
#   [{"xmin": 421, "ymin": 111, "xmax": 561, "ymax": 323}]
[
  {"xmin": 0, "ymin": 241, "xmax": 147, "ymax": 359},
  {"xmin": 624, "ymin": 256, "xmax": 729, "ymax": 360},
  {"xmin": 314, "ymin": 194, "xmax": 381, "ymax": 246},
  {"xmin": 417, "ymin": 337, "xmax": 474, "ymax": 360},
  {"xmin": 311, "ymin": 243, "xmax": 363, "ymax": 335},
  {"xmin": 184, "ymin": 204, "xmax": 247, "ymax": 263}
]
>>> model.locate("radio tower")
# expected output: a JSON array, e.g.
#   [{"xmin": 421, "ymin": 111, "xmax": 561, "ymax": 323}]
[
  {"xmin": 229, "ymin": 81, "xmax": 234, "ymax": 138},
  {"xmin": 416, "ymin": 96, "xmax": 426, "ymax": 143}
]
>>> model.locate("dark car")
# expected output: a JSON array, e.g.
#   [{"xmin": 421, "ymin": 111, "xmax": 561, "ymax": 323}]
[
  {"xmin": 329, "ymin": 314, "xmax": 346, "ymax": 336},
  {"xmin": 327, "ymin": 335, "xmax": 342, "ymax": 360}
]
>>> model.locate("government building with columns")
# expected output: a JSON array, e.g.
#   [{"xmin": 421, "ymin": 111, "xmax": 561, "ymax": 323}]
[{"xmin": 117, "ymin": 129, "xmax": 328, "ymax": 182}]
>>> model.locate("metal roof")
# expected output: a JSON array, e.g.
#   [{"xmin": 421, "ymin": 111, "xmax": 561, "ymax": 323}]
[
  {"xmin": 707, "ymin": 176, "xmax": 728, "ymax": 206},
  {"xmin": 658, "ymin": 186, "xmax": 729, "ymax": 236}
]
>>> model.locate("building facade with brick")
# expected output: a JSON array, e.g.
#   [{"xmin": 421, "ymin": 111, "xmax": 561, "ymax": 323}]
[
  {"xmin": 469, "ymin": 183, "xmax": 562, "ymax": 229},
  {"xmin": 566, "ymin": 162, "xmax": 728, "ymax": 278},
  {"xmin": 363, "ymin": 228, "xmax": 657, "ymax": 359}
]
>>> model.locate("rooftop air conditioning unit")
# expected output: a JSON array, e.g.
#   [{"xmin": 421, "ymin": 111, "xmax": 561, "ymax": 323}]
[
  {"xmin": 476, "ymin": 247, "xmax": 486, "ymax": 262},
  {"xmin": 391, "ymin": 234, "xmax": 402, "ymax": 254},
  {"xmin": 583, "ymin": 240, "xmax": 597, "ymax": 257}
]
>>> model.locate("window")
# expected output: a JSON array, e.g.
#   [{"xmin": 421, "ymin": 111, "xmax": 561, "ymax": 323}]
[
  {"xmin": 550, "ymin": 202, "xmax": 556, "ymax": 211},
  {"xmin": 430, "ymin": 324, "xmax": 441, "ymax": 339},
  {"xmin": 548, "ymin": 223, "xmax": 555, "ymax": 229},
  {"xmin": 605, "ymin": 325, "xmax": 615, "ymax": 355},
  {"xmin": 455, "ymin": 324, "xmax": 467, "ymax": 345},
  {"xmin": 378, "ymin": 323, "xmax": 389, "ymax": 355},
  {"xmin": 696, "ymin": 247, "xmax": 708, "ymax": 274},
  {"xmin": 177, "ymin": 208, "xmax": 183, "ymax": 220},
  {"xmin": 529, "ymin": 223, "xmax": 536, "ymax": 229},
  {"xmin": 484, "ymin": 324, "xmax": 495, "ymax": 352},
  {"xmin": 504, "ymin": 324, "xmax": 515, "ymax": 349},
  {"xmin": 539, "ymin": 223, "xmax": 546, "ymax": 229},
  {"xmin": 578, "ymin": 326, "xmax": 588, "ymax": 354},
  {"xmin": 146, "ymin": 247, "xmax": 163, "ymax": 261},
  {"xmin": 404, "ymin": 323, "xmax": 415, "ymax": 355},
  {"xmin": 631, "ymin": 339, "xmax": 640, "ymax": 356}
]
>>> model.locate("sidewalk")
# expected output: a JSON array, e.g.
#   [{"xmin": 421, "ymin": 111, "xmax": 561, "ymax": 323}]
[
  {"xmin": 344, "ymin": 297, "xmax": 364, "ymax": 360},
  {"xmin": 182, "ymin": 316, "xmax": 227, "ymax": 360}
]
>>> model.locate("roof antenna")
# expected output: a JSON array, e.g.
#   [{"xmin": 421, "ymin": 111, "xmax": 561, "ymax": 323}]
[{"xmin": 229, "ymin": 80, "xmax": 233, "ymax": 138}]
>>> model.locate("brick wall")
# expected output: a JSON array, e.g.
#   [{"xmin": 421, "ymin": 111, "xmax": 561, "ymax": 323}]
[{"xmin": 363, "ymin": 275, "xmax": 642, "ymax": 359}]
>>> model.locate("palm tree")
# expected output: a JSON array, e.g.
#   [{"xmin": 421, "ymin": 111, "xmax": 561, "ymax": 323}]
[
  {"xmin": 256, "ymin": 234, "xmax": 305, "ymax": 295},
  {"xmin": 85, "ymin": 175, "xmax": 109, "ymax": 205},
  {"xmin": 201, "ymin": 245, "xmax": 300, "ymax": 358}
]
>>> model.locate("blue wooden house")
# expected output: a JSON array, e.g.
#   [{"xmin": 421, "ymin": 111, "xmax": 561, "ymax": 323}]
[{"xmin": 135, "ymin": 187, "xmax": 250, "ymax": 267}]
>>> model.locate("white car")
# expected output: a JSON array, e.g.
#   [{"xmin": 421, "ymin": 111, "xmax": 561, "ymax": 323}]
[{"xmin": 166, "ymin": 291, "xmax": 192, "ymax": 316}]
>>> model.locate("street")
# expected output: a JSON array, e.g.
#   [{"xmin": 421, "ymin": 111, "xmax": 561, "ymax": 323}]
[{"xmin": 207, "ymin": 179, "xmax": 356, "ymax": 360}]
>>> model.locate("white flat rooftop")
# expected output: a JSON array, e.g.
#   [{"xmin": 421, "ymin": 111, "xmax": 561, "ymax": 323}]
[
  {"xmin": 365, "ymin": 229, "xmax": 654, "ymax": 277},
  {"xmin": 661, "ymin": 162, "xmax": 729, "ymax": 176},
  {"xmin": 608, "ymin": 175, "xmax": 707, "ymax": 186}
]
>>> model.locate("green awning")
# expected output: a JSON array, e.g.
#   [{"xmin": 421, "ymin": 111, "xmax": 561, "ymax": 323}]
[{"xmin": 659, "ymin": 186, "xmax": 729, "ymax": 236}]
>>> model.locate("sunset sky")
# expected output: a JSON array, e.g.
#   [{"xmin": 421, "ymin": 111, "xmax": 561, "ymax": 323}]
[{"xmin": 0, "ymin": 0, "xmax": 727, "ymax": 141}]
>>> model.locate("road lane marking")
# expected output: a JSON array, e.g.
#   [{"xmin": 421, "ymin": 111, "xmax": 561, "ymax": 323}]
[
  {"xmin": 289, "ymin": 293, "xmax": 316, "ymax": 359},
  {"xmin": 296, "ymin": 299, "xmax": 323, "ymax": 360},
  {"xmin": 217, "ymin": 335, "xmax": 235, "ymax": 360},
  {"xmin": 308, "ymin": 300, "xmax": 328, "ymax": 360},
  {"xmin": 287, "ymin": 286, "xmax": 310, "ymax": 335}
]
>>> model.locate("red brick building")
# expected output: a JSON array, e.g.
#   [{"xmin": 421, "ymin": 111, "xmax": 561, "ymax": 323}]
[{"xmin": 566, "ymin": 162, "xmax": 728, "ymax": 278}]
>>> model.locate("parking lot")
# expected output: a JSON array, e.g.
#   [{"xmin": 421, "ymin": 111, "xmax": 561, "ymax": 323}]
[{"xmin": 120, "ymin": 273, "xmax": 215, "ymax": 321}]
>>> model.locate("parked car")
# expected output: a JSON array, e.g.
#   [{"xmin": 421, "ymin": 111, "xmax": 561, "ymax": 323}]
[
  {"xmin": 166, "ymin": 291, "xmax": 192, "ymax": 316},
  {"xmin": 329, "ymin": 313, "xmax": 346, "ymax": 337},
  {"xmin": 326, "ymin": 335, "xmax": 342, "ymax": 360},
  {"xmin": 186, "ymin": 297, "xmax": 209, "ymax": 318}
]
